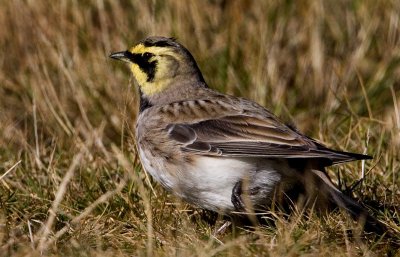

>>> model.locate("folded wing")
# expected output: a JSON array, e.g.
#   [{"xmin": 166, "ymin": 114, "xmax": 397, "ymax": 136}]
[{"xmin": 166, "ymin": 110, "xmax": 371, "ymax": 165}]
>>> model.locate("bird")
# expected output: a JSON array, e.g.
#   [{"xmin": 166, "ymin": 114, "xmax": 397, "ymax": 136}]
[{"xmin": 110, "ymin": 36, "xmax": 382, "ymax": 233}]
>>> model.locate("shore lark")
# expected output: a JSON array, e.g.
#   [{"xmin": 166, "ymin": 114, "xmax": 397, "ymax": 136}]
[{"xmin": 110, "ymin": 36, "xmax": 381, "ymax": 232}]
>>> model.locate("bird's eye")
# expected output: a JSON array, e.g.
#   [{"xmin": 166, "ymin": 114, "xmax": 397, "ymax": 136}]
[{"xmin": 143, "ymin": 52, "xmax": 152, "ymax": 59}]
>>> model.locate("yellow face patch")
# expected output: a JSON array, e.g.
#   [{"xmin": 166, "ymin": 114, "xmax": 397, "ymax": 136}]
[
  {"xmin": 129, "ymin": 43, "xmax": 147, "ymax": 54},
  {"xmin": 127, "ymin": 43, "xmax": 183, "ymax": 96},
  {"xmin": 129, "ymin": 43, "xmax": 181, "ymax": 58},
  {"xmin": 129, "ymin": 63, "xmax": 173, "ymax": 96}
]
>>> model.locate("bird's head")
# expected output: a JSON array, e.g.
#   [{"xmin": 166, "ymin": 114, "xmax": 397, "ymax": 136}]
[{"xmin": 110, "ymin": 36, "xmax": 204, "ymax": 97}]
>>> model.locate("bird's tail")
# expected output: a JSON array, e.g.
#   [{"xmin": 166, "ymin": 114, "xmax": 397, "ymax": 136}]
[{"xmin": 308, "ymin": 169, "xmax": 387, "ymax": 235}]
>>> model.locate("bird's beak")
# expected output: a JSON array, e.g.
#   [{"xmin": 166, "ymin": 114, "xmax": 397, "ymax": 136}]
[{"xmin": 109, "ymin": 51, "xmax": 132, "ymax": 63}]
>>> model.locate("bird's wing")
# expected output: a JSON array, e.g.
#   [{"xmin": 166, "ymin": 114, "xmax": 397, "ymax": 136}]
[{"xmin": 163, "ymin": 97, "xmax": 371, "ymax": 164}]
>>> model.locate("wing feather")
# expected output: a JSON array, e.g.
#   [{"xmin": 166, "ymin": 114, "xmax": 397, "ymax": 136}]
[{"xmin": 163, "ymin": 97, "xmax": 371, "ymax": 165}]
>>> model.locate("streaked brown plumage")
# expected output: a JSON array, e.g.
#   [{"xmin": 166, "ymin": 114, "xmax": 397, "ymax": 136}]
[{"xmin": 110, "ymin": 36, "xmax": 384, "ymax": 233}]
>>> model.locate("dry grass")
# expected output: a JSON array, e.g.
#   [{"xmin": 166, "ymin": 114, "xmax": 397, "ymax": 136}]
[{"xmin": 0, "ymin": 0, "xmax": 399, "ymax": 256}]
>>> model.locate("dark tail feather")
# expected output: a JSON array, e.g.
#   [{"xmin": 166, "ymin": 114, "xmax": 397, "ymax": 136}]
[
  {"xmin": 328, "ymin": 187, "xmax": 387, "ymax": 235},
  {"xmin": 310, "ymin": 169, "xmax": 387, "ymax": 235},
  {"xmin": 329, "ymin": 150, "xmax": 373, "ymax": 165}
]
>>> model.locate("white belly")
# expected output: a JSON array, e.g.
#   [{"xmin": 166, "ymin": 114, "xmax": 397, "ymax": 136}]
[
  {"xmin": 183, "ymin": 156, "xmax": 250, "ymax": 211},
  {"xmin": 180, "ymin": 156, "xmax": 282, "ymax": 212},
  {"xmin": 138, "ymin": 147, "xmax": 282, "ymax": 212}
]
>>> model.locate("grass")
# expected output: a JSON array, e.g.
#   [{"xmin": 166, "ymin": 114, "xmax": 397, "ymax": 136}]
[{"xmin": 0, "ymin": 0, "xmax": 399, "ymax": 256}]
